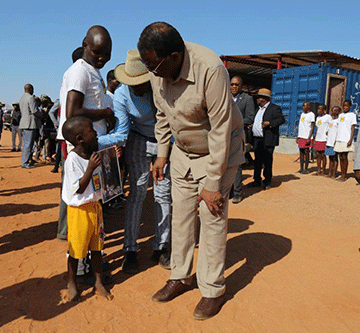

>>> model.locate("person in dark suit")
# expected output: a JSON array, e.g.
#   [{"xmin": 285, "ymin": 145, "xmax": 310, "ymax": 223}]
[
  {"xmin": 230, "ymin": 76, "xmax": 255, "ymax": 203},
  {"xmin": 249, "ymin": 88, "xmax": 285, "ymax": 189}
]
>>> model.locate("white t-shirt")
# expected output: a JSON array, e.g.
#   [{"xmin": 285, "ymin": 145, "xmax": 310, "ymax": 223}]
[
  {"xmin": 298, "ymin": 112, "xmax": 315, "ymax": 139},
  {"xmin": 57, "ymin": 59, "xmax": 108, "ymax": 140},
  {"xmin": 336, "ymin": 112, "xmax": 357, "ymax": 143},
  {"xmin": 326, "ymin": 118, "xmax": 339, "ymax": 147},
  {"xmin": 315, "ymin": 114, "xmax": 332, "ymax": 142},
  {"xmin": 62, "ymin": 151, "xmax": 103, "ymax": 206}
]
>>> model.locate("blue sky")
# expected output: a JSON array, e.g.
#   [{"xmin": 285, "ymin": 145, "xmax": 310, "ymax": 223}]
[{"xmin": 1, "ymin": 0, "xmax": 359, "ymax": 106}]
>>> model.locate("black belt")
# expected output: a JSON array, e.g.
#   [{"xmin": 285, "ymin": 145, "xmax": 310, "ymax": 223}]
[{"xmin": 130, "ymin": 129, "xmax": 157, "ymax": 143}]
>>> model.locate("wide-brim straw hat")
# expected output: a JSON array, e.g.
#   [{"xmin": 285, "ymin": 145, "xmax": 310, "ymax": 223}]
[
  {"xmin": 256, "ymin": 88, "xmax": 272, "ymax": 98},
  {"xmin": 114, "ymin": 49, "xmax": 150, "ymax": 86}
]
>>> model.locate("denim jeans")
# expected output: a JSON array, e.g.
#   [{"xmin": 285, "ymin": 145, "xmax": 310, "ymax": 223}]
[{"xmin": 124, "ymin": 131, "xmax": 171, "ymax": 252}]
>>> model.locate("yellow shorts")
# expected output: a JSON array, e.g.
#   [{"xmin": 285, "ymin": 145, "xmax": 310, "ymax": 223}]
[{"xmin": 67, "ymin": 202, "xmax": 104, "ymax": 259}]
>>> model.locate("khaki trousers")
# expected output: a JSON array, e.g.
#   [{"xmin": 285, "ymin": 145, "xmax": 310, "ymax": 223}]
[{"xmin": 170, "ymin": 161, "xmax": 237, "ymax": 298}]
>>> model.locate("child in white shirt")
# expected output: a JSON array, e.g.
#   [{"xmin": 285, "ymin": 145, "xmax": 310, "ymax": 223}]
[
  {"xmin": 297, "ymin": 101, "xmax": 315, "ymax": 174},
  {"xmin": 62, "ymin": 116, "xmax": 113, "ymax": 302},
  {"xmin": 334, "ymin": 100, "xmax": 357, "ymax": 181},
  {"xmin": 314, "ymin": 104, "xmax": 332, "ymax": 175},
  {"xmin": 325, "ymin": 106, "xmax": 340, "ymax": 178}
]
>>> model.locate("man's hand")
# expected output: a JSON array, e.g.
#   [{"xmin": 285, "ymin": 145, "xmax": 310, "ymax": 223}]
[
  {"xmin": 152, "ymin": 157, "xmax": 167, "ymax": 185},
  {"xmin": 198, "ymin": 188, "xmax": 225, "ymax": 216},
  {"xmin": 347, "ymin": 140, "xmax": 352, "ymax": 147},
  {"xmin": 114, "ymin": 145, "xmax": 123, "ymax": 157},
  {"xmin": 262, "ymin": 121, "xmax": 270, "ymax": 128},
  {"xmin": 88, "ymin": 152, "xmax": 101, "ymax": 171}
]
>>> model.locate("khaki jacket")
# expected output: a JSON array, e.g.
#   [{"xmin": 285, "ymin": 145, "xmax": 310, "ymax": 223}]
[{"xmin": 150, "ymin": 42, "xmax": 245, "ymax": 191}]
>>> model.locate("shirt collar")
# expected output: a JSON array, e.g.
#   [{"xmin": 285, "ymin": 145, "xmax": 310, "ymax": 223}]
[
  {"xmin": 173, "ymin": 42, "xmax": 194, "ymax": 84},
  {"xmin": 261, "ymin": 101, "xmax": 270, "ymax": 109}
]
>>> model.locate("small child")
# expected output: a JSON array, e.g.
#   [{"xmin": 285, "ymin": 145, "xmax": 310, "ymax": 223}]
[
  {"xmin": 314, "ymin": 104, "xmax": 332, "ymax": 175},
  {"xmin": 334, "ymin": 100, "xmax": 357, "ymax": 181},
  {"xmin": 62, "ymin": 116, "xmax": 113, "ymax": 301},
  {"xmin": 353, "ymin": 131, "xmax": 360, "ymax": 185},
  {"xmin": 325, "ymin": 106, "xmax": 340, "ymax": 178},
  {"xmin": 297, "ymin": 101, "xmax": 315, "ymax": 174}
]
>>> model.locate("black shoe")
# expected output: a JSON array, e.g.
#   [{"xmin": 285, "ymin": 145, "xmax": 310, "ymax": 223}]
[
  {"xmin": 301, "ymin": 169, "xmax": 309, "ymax": 174},
  {"xmin": 17, "ymin": 148, "xmax": 21, "ymax": 152},
  {"xmin": 247, "ymin": 181, "xmax": 261, "ymax": 188},
  {"xmin": 51, "ymin": 168, "xmax": 58, "ymax": 173},
  {"xmin": 122, "ymin": 251, "xmax": 139, "ymax": 274},
  {"xmin": 263, "ymin": 184, "xmax": 271, "ymax": 190},
  {"xmin": 11, "ymin": 148, "xmax": 16, "ymax": 152},
  {"xmin": 232, "ymin": 194, "xmax": 244, "ymax": 204},
  {"xmin": 152, "ymin": 248, "xmax": 171, "ymax": 270}
]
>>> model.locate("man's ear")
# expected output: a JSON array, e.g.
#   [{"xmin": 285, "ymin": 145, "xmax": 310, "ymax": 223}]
[
  {"xmin": 76, "ymin": 134, "xmax": 84, "ymax": 143},
  {"xmin": 170, "ymin": 52, "xmax": 182, "ymax": 62}
]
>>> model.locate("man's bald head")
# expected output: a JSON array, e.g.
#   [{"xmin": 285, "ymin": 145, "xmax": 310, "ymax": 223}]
[
  {"xmin": 24, "ymin": 84, "xmax": 34, "ymax": 95},
  {"xmin": 82, "ymin": 25, "xmax": 112, "ymax": 69},
  {"xmin": 138, "ymin": 21, "xmax": 184, "ymax": 58}
]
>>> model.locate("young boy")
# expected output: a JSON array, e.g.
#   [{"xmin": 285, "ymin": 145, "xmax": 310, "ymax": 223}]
[
  {"xmin": 334, "ymin": 100, "xmax": 357, "ymax": 181},
  {"xmin": 62, "ymin": 116, "xmax": 113, "ymax": 301},
  {"xmin": 314, "ymin": 104, "xmax": 331, "ymax": 175}
]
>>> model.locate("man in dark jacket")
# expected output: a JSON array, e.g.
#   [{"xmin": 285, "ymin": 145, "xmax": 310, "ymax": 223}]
[
  {"xmin": 249, "ymin": 88, "xmax": 285, "ymax": 189},
  {"xmin": 230, "ymin": 76, "xmax": 255, "ymax": 203}
]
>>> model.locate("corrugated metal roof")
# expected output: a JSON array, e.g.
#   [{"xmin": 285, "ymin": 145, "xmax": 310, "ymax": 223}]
[{"xmin": 221, "ymin": 50, "xmax": 360, "ymax": 72}]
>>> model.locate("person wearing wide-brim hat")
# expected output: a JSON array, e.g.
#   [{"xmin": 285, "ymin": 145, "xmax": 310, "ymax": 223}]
[
  {"xmin": 248, "ymin": 87, "xmax": 285, "ymax": 189},
  {"xmin": 101, "ymin": 49, "xmax": 172, "ymax": 274}
]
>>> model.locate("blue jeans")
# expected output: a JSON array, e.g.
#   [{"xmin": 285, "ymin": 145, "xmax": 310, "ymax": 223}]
[
  {"xmin": 124, "ymin": 131, "xmax": 171, "ymax": 252},
  {"xmin": 21, "ymin": 129, "xmax": 37, "ymax": 166}
]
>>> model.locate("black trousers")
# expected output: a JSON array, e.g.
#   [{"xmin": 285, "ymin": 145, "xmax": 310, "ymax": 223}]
[{"xmin": 253, "ymin": 137, "xmax": 275, "ymax": 185}]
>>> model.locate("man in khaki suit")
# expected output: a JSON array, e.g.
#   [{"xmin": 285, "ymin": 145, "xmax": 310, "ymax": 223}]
[{"xmin": 138, "ymin": 22, "xmax": 245, "ymax": 320}]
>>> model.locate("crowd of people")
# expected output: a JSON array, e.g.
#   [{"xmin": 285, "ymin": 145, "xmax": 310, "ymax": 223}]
[
  {"xmin": 296, "ymin": 100, "xmax": 360, "ymax": 183},
  {"xmin": 1, "ymin": 90, "xmax": 59, "ymax": 171},
  {"xmin": 1, "ymin": 21, "xmax": 359, "ymax": 321}
]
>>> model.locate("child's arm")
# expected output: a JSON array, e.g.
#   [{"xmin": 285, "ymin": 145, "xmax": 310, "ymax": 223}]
[
  {"xmin": 77, "ymin": 152, "xmax": 101, "ymax": 194},
  {"xmin": 307, "ymin": 122, "xmax": 315, "ymax": 145},
  {"xmin": 348, "ymin": 125, "xmax": 356, "ymax": 147}
]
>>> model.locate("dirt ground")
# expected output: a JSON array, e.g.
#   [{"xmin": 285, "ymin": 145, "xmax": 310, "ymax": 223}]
[{"xmin": 1, "ymin": 129, "xmax": 360, "ymax": 333}]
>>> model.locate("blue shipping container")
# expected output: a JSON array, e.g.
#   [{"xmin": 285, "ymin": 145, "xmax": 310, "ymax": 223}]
[{"xmin": 272, "ymin": 63, "xmax": 360, "ymax": 137}]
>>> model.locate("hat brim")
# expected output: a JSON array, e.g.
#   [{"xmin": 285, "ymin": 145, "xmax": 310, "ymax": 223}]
[
  {"xmin": 114, "ymin": 64, "xmax": 150, "ymax": 86},
  {"xmin": 256, "ymin": 94, "xmax": 271, "ymax": 98}
]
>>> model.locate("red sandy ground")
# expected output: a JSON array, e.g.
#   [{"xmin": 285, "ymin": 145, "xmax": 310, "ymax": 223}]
[{"xmin": 0, "ymin": 129, "xmax": 360, "ymax": 333}]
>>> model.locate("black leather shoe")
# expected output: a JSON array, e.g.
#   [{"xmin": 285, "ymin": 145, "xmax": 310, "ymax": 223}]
[
  {"xmin": 122, "ymin": 251, "xmax": 139, "ymax": 274},
  {"xmin": 193, "ymin": 295, "xmax": 225, "ymax": 320},
  {"xmin": 232, "ymin": 194, "xmax": 244, "ymax": 204},
  {"xmin": 152, "ymin": 280, "xmax": 191, "ymax": 303},
  {"xmin": 151, "ymin": 248, "xmax": 171, "ymax": 270}
]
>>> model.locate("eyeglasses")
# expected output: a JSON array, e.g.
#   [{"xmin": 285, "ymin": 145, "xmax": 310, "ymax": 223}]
[
  {"xmin": 143, "ymin": 57, "xmax": 166, "ymax": 74},
  {"xmin": 230, "ymin": 83, "xmax": 240, "ymax": 86}
]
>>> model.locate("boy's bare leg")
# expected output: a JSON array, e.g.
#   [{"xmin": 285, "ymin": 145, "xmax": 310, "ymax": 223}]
[
  {"xmin": 316, "ymin": 154, "xmax": 321, "ymax": 175},
  {"xmin": 91, "ymin": 251, "xmax": 114, "ymax": 300},
  {"xmin": 68, "ymin": 256, "xmax": 80, "ymax": 301},
  {"xmin": 321, "ymin": 153, "xmax": 327, "ymax": 174},
  {"xmin": 339, "ymin": 153, "xmax": 348, "ymax": 181}
]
